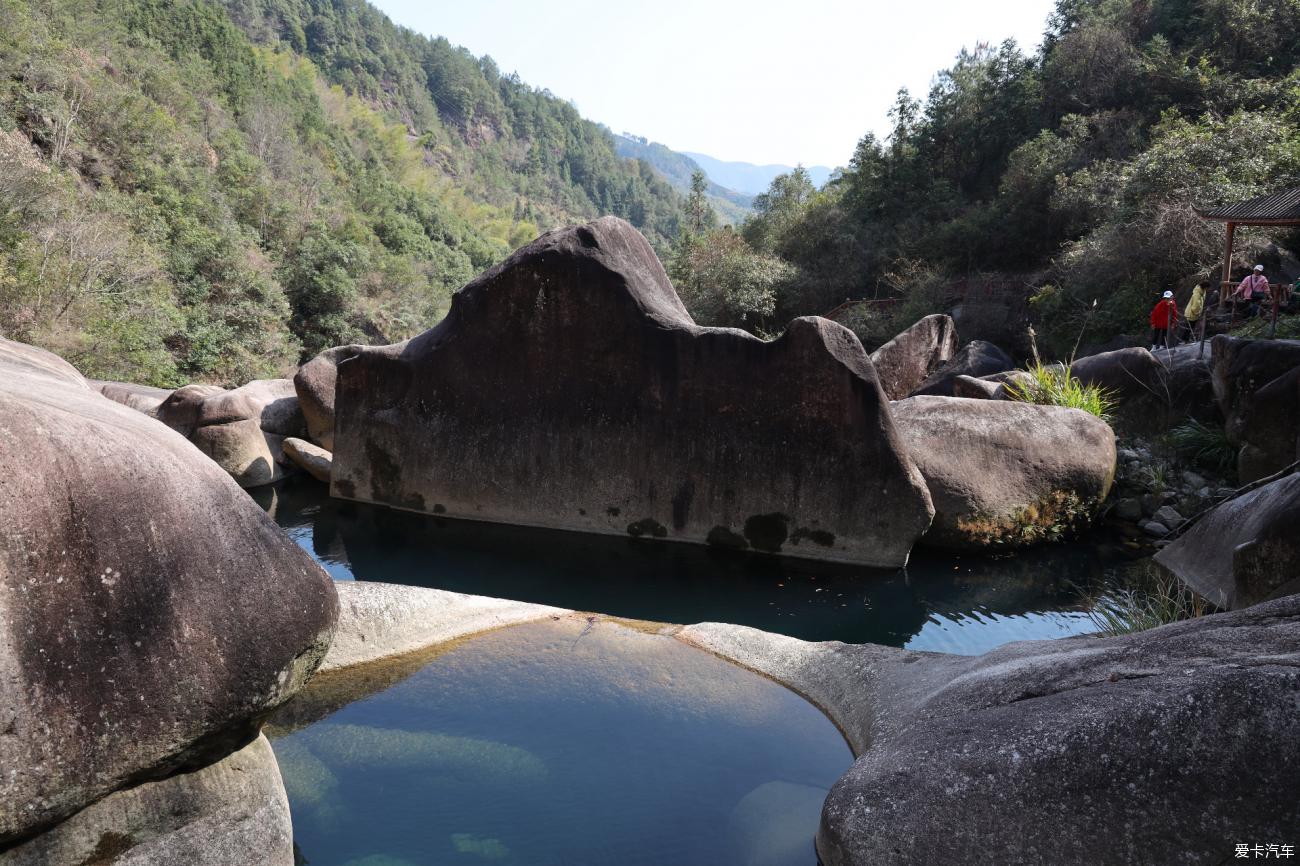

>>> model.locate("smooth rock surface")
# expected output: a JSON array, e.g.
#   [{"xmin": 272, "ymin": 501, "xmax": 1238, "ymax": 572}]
[
  {"xmin": 0, "ymin": 338, "xmax": 338, "ymax": 843},
  {"xmin": 282, "ymin": 437, "xmax": 333, "ymax": 483},
  {"xmin": 1069, "ymin": 346, "xmax": 1162, "ymax": 399},
  {"xmin": 908, "ymin": 340, "xmax": 1014, "ymax": 397},
  {"xmin": 1154, "ymin": 471, "xmax": 1300, "ymax": 609},
  {"xmin": 332, "ymin": 217, "xmax": 934, "ymax": 567},
  {"xmin": 891, "ymin": 396, "xmax": 1116, "ymax": 549},
  {"xmin": 293, "ymin": 345, "xmax": 362, "ymax": 451},
  {"xmin": 0, "ymin": 735, "xmax": 292, "ymax": 866},
  {"xmin": 683, "ymin": 594, "xmax": 1300, "ymax": 866},
  {"xmin": 321, "ymin": 581, "xmax": 563, "ymax": 673},
  {"xmin": 158, "ymin": 380, "xmax": 304, "ymax": 488},
  {"xmin": 94, "ymin": 380, "xmax": 173, "ymax": 418},
  {"xmin": 868, "ymin": 314, "xmax": 958, "ymax": 400}
]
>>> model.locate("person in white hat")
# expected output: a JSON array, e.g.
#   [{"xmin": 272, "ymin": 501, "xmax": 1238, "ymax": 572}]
[
  {"xmin": 1233, "ymin": 264, "xmax": 1271, "ymax": 318},
  {"xmin": 1150, "ymin": 290, "xmax": 1178, "ymax": 351}
]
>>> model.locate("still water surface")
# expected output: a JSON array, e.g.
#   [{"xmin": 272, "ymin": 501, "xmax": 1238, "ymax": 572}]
[
  {"xmin": 269, "ymin": 616, "xmax": 852, "ymax": 866},
  {"xmin": 259, "ymin": 478, "xmax": 1142, "ymax": 654}
]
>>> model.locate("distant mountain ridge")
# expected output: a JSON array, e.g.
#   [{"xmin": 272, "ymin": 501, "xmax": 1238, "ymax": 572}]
[
  {"xmin": 612, "ymin": 133, "xmax": 752, "ymax": 224},
  {"xmin": 682, "ymin": 153, "xmax": 834, "ymax": 197}
]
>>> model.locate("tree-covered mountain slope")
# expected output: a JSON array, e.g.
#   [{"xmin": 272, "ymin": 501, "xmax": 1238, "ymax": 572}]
[
  {"xmin": 0, "ymin": 0, "xmax": 682, "ymax": 386},
  {"xmin": 728, "ymin": 0, "xmax": 1300, "ymax": 355},
  {"xmin": 612, "ymin": 133, "xmax": 753, "ymax": 224}
]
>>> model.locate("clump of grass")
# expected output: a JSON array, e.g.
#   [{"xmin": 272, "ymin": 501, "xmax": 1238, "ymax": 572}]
[
  {"xmin": 1169, "ymin": 418, "xmax": 1236, "ymax": 474},
  {"xmin": 1005, "ymin": 361, "xmax": 1116, "ymax": 421},
  {"xmin": 1084, "ymin": 566, "xmax": 1213, "ymax": 637}
]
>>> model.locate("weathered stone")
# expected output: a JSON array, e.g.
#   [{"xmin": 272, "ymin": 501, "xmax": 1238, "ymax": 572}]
[
  {"xmin": 1069, "ymin": 346, "xmax": 1161, "ymax": 399},
  {"xmin": 191, "ymin": 418, "xmax": 281, "ymax": 488},
  {"xmin": 0, "ymin": 338, "xmax": 338, "ymax": 843},
  {"xmin": 156, "ymin": 384, "xmax": 226, "ymax": 437},
  {"xmin": 908, "ymin": 340, "xmax": 1014, "ymax": 397},
  {"xmin": 1234, "ymin": 365, "xmax": 1300, "ymax": 483},
  {"xmin": 868, "ymin": 313, "xmax": 958, "ymax": 400},
  {"xmin": 1211, "ymin": 335, "xmax": 1300, "ymax": 443},
  {"xmin": 332, "ymin": 217, "xmax": 934, "ymax": 567},
  {"xmin": 157, "ymin": 380, "xmax": 303, "ymax": 488},
  {"xmin": 294, "ymin": 346, "xmax": 362, "ymax": 451},
  {"xmin": 1142, "ymin": 520, "xmax": 1170, "ymax": 537},
  {"xmin": 282, "ymin": 437, "xmax": 333, "ymax": 483},
  {"xmin": 1152, "ymin": 504, "xmax": 1184, "ymax": 530},
  {"xmin": 816, "ymin": 596, "xmax": 1300, "ymax": 865},
  {"xmin": 1141, "ymin": 492, "xmax": 1162, "ymax": 516},
  {"xmin": 0, "ymin": 735, "xmax": 292, "ymax": 866},
  {"xmin": 891, "ymin": 396, "xmax": 1116, "ymax": 549},
  {"xmin": 95, "ymin": 380, "xmax": 173, "ymax": 418},
  {"xmin": 949, "ymin": 374, "xmax": 1003, "ymax": 400},
  {"xmin": 683, "ymin": 593, "xmax": 1300, "ymax": 866},
  {"xmin": 1154, "ymin": 471, "xmax": 1300, "ymax": 609}
]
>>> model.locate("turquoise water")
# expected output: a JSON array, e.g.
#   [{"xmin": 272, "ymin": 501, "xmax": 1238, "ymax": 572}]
[
  {"xmin": 259, "ymin": 478, "xmax": 1142, "ymax": 654},
  {"xmin": 269, "ymin": 616, "xmax": 852, "ymax": 866}
]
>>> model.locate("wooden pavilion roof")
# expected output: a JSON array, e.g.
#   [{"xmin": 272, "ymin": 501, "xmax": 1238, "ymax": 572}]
[{"xmin": 1197, "ymin": 186, "xmax": 1300, "ymax": 224}]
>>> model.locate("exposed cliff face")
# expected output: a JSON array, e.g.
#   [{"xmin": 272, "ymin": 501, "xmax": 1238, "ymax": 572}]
[
  {"xmin": 0, "ymin": 338, "xmax": 337, "ymax": 844},
  {"xmin": 332, "ymin": 217, "xmax": 934, "ymax": 567}
]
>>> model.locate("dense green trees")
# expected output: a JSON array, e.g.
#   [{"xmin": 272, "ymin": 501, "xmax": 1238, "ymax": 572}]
[
  {"xmin": 0, "ymin": 0, "xmax": 681, "ymax": 385},
  {"xmin": 738, "ymin": 0, "xmax": 1300, "ymax": 355}
]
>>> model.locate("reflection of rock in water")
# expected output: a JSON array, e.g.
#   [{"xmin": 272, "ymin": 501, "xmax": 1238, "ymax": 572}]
[
  {"xmin": 263, "ymin": 478, "xmax": 1133, "ymax": 648},
  {"xmin": 728, "ymin": 781, "xmax": 827, "ymax": 866}
]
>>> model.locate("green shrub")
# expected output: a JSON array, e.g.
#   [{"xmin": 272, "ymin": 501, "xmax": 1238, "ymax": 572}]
[
  {"xmin": 1005, "ymin": 361, "xmax": 1115, "ymax": 421},
  {"xmin": 1169, "ymin": 419, "xmax": 1236, "ymax": 474},
  {"xmin": 1084, "ymin": 565, "xmax": 1213, "ymax": 636}
]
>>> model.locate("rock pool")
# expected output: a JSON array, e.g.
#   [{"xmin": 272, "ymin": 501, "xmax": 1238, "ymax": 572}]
[{"xmin": 268, "ymin": 616, "xmax": 852, "ymax": 866}]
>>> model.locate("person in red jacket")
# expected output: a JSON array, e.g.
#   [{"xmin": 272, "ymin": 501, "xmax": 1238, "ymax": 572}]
[{"xmin": 1150, "ymin": 290, "xmax": 1178, "ymax": 351}]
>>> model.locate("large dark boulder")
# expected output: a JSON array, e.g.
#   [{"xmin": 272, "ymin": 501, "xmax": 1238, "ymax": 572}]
[
  {"xmin": 908, "ymin": 340, "xmax": 1014, "ymax": 397},
  {"xmin": 293, "ymin": 345, "xmax": 362, "ymax": 451},
  {"xmin": 1154, "ymin": 471, "xmax": 1300, "ymax": 609},
  {"xmin": 815, "ymin": 593, "xmax": 1300, "ymax": 865},
  {"xmin": 0, "ymin": 338, "xmax": 337, "ymax": 843},
  {"xmin": 1234, "ymin": 366, "xmax": 1300, "ymax": 483},
  {"xmin": 1210, "ymin": 335, "xmax": 1300, "ymax": 442},
  {"xmin": 891, "ymin": 396, "xmax": 1116, "ymax": 549},
  {"xmin": 1069, "ymin": 346, "xmax": 1162, "ymax": 399},
  {"xmin": 868, "ymin": 314, "xmax": 958, "ymax": 400},
  {"xmin": 332, "ymin": 217, "xmax": 934, "ymax": 567}
]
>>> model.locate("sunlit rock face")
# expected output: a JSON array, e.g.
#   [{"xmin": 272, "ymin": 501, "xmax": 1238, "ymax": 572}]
[
  {"xmin": 891, "ymin": 396, "xmax": 1116, "ymax": 550},
  {"xmin": 0, "ymin": 337, "xmax": 337, "ymax": 844},
  {"xmin": 331, "ymin": 217, "xmax": 933, "ymax": 567}
]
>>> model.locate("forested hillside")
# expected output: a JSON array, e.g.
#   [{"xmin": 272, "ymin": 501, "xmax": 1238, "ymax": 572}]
[
  {"xmin": 613, "ymin": 133, "xmax": 754, "ymax": 224},
  {"xmin": 700, "ymin": 0, "xmax": 1300, "ymax": 356},
  {"xmin": 0, "ymin": 0, "xmax": 681, "ymax": 386}
]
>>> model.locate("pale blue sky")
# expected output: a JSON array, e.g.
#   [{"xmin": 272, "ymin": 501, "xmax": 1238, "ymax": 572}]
[{"xmin": 372, "ymin": 0, "xmax": 1058, "ymax": 169}]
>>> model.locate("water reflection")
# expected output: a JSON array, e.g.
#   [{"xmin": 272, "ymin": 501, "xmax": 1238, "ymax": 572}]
[{"xmin": 262, "ymin": 477, "xmax": 1141, "ymax": 652}]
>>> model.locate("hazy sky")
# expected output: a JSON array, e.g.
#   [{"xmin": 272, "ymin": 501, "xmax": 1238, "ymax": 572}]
[{"xmin": 372, "ymin": 0, "xmax": 1058, "ymax": 169}]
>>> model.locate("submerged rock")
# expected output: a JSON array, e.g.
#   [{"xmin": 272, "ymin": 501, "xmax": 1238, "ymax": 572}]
[
  {"xmin": 0, "ymin": 338, "xmax": 337, "ymax": 843},
  {"xmin": 907, "ymin": 340, "xmax": 1014, "ymax": 397},
  {"xmin": 0, "ymin": 735, "xmax": 293, "ymax": 866},
  {"xmin": 332, "ymin": 217, "xmax": 933, "ymax": 567},
  {"xmin": 1154, "ymin": 471, "xmax": 1300, "ymax": 609},
  {"xmin": 868, "ymin": 313, "xmax": 958, "ymax": 400},
  {"xmin": 891, "ymin": 396, "xmax": 1116, "ymax": 549}
]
